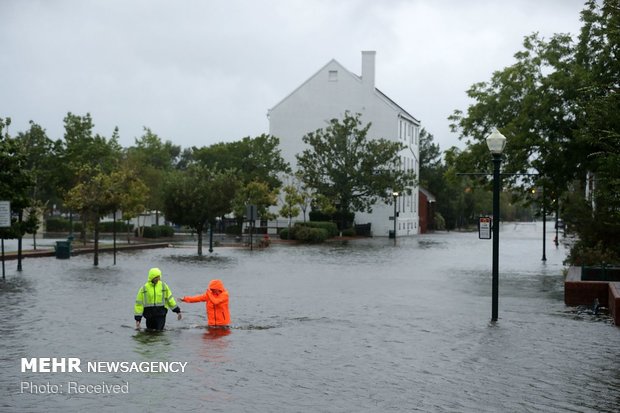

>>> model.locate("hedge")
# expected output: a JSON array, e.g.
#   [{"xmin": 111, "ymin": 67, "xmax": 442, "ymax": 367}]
[
  {"xmin": 45, "ymin": 217, "xmax": 83, "ymax": 232},
  {"xmin": 135, "ymin": 225, "xmax": 175, "ymax": 238},
  {"xmin": 294, "ymin": 221, "xmax": 338, "ymax": 237},
  {"xmin": 293, "ymin": 226, "xmax": 328, "ymax": 243}
]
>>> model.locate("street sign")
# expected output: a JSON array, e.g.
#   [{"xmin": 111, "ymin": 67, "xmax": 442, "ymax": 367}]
[
  {"xmin": 0, "ymin": 201, "xmax": 10, "ymax": 228},
  {"xmin": 245, "ymin": 204, "xmax": 258, "ymax": 221},
  {"xmin": 479, "ymin": 216, "xmax": 492, "ymax": 240}
]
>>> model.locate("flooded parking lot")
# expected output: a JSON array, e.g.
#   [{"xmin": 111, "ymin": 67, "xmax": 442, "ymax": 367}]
[{"xmin": 1, "ymin": 223, "xmax": 618, "ymax": 412}]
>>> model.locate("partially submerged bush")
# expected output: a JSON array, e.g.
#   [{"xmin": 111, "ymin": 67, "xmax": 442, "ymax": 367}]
[{"xmin": 294, "ymin": 226, "xmax": 328, "ymax": 243}]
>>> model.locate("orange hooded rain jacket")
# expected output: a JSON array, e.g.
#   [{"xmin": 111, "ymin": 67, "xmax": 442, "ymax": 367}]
[{"xmin": 182, "ymin": 279, "xmax": 230, "ymax": 326}]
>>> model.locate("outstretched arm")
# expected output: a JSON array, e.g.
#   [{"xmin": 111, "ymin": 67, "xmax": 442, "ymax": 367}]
[{"xmin": 181, "ymin": 292, "xmax": 208, "ymax": 303}]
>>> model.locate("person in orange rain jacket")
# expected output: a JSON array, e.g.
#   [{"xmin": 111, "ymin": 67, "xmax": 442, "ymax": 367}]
[{"xmin": 181, "ymin": 279, "xmax": 230, "ymax": 327}]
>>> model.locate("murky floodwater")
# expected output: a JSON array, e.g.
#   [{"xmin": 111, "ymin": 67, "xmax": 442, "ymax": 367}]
[{"xmin": 1, "ymin": 223, "xmax": 618, "ymax": 412}]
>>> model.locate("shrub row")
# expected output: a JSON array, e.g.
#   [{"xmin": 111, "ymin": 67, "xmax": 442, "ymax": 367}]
[
  {"xmin": 45, "ymin": 217, "xmax": 83, "ymax": 232},
  {"xmin": 279, "ymin": 221, "xmax": 338, "ymax": 243},
  {"xmin": 46, "ymin": 217, "xmax": 134, "ymax": 232},
  {"xmin": 99, "ymin": 221, "xmax": 134, "ymax": 232},
  {"xmin": 135, "ymin": 225, "xmax": 175, "ymax": 238},
  {"xmin": 295, "ymin": 221, "xmax": 339, "ymax": 237},
  {"xmin": 308, "ymin": 210, "xmax": 355, "ymax": 230}
]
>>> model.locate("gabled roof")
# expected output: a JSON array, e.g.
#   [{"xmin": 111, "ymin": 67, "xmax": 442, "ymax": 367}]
[
  {"xmin": 269, "ymin": 58, "xmax": 357, "ymax": 113},
  {"xmin": 376, "ymin": 88, "xmax": 420, "ymax": 124},
  {"xmin": 269, "ymin": 57, "xmax": 420, "ymax": 125}
]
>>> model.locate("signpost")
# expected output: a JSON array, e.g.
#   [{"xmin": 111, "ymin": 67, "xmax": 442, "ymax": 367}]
[
  {"xmin": 479, "ymin": 216, "xmax": 492, "ymax": 240},
  {"xmin": 0, "ymin": 201, "xmax": 10, "ymax": 280},
  {"xmin": 246, "ymin": 205, "xmax": 257, "ymax": 251},
  {"xmin": 0, "ymin": 201, "xmax": 10, "ymax": 227}
]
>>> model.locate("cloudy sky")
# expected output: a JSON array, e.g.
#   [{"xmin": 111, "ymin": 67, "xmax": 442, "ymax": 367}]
[{"xmin": 0, "ymin": 0, "xmax": 586, "ymax": 152}]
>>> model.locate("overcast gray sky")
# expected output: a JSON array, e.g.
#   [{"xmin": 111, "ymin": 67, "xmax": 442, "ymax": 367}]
[{"xmin": 0, "ymin": 0, "xmax": 586, "ymax": 152}]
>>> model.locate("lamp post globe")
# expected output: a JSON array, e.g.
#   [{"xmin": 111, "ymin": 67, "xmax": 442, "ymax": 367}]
[{"xmin": 486, "ymin": 128, "xmax": 507, "ymax": 154}]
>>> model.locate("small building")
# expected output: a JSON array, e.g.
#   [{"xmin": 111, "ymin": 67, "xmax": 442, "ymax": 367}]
[
  {"xmin": 418, "ymin": 187, "xmax": 436, "ymax": 234},
  {"xmin": 268, "ymin": 51, "xmax": 421, "ymax": 236}
]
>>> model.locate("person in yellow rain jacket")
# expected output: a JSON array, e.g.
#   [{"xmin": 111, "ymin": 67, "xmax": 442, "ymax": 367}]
[
  {"xmin": 134, "ymin": 268, "xmax": 182, "ymax": 330},
  {"xmin": 181, "ymin": 279, "xmax": 230, "ymax": 327}
]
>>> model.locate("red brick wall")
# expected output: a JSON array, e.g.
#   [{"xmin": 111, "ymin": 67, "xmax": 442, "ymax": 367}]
[{"xmin": 419, "ymin": 191, "xmax": 429, "ymax": 234}]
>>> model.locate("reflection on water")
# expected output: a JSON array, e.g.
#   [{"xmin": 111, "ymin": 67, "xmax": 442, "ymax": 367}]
[
  {"xmin": 132, "ymin": 329, "xmax": 174, "ymax": 359},
  {"xmin": 1, "ymin": 225, "xmax": 619, "ymax": 412},
  {"xmin": 165, "ymin": 253, "xmax": 237, "ymax": 267}
]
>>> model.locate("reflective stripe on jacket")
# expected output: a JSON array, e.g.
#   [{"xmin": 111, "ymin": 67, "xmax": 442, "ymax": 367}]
[{"xmin": 134, "ymin": 281, "xmax": 178, "ymax": 317}]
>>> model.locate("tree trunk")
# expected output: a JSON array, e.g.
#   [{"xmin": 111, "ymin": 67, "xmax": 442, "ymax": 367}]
[
  {"xmin": 94, "ymin": 220, "xmax": 99, "ymax": 266},
  {"xmin": 17, "ymin": 209, "xmax": 23, "ymax": 271},
  {"xmin": 197, "ymin": 228, "xmax": 203, "ymax": 256}
]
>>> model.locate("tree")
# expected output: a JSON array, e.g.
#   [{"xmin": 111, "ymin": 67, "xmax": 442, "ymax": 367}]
[
  {"xmin": 192, "ymin": 134, "xmax": 290, "ymax": 191},
  {"xmin": 14, "ymin": 121, "xmax": 58, "ymax": 248},
  {"xmin": 566, "ymin": 0, "xmax": 620, "ymax": 264},
  {"xmin": 448, "ymin": 0, "xmax": 620, "ymax": 263},
  {"xmin": 125, "ymin": 127, "xmax": 181, "ymax": 226},
  {"xmin": 448, "ymin": 32, "xmax": 579, "ymax": 197},
  {"xmin": 231, "ymin": 180, "xmax": 278, "ymax": 234},
  {"xmin": 112, "ymin": 164, "xmax": 150, "ymax": 244},
  {"xmin": 279, "ymin": 184, "xmax": 303, "ymax": 232},
  {"xmin": 296, "ymin": 112, "xmax": 416, "ymax": 224},
  {"xmin": 163, "ymin": 165, "xmax": 240, "ymax": 255},
  {"xmin": 15, "ymin": 121, "xmax": 58, "ymax": 205},
  {"xmin": 56, "ymin": 113, "xmax": 123, "ymax": 242},
  {"xmin": 0, "ymin": 117, "xmax": 35, "ymax": 270},
  {"xmin": 63, "ymin": 166, "xmax": 112, "ymax": 266}
]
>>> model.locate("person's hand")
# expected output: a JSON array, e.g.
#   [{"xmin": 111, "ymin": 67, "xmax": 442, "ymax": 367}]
[
  {"xmin": 180, "ymin": 297, "xmax": 186, "ymax": 302},
  {"xmin": 135, "ymin": 320, "xmax": 141, "ymax": 329},
  {"xmin": 177, "ymin": 312, "xmax": 182, "ymax": 321}
]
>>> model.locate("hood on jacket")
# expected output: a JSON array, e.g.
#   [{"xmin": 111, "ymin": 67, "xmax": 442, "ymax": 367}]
[
  {"xmin": 208, "ymin": 279, "xmax": 225, "ymax": 292},
  {"xmin": 148, "ymin": 267, "xmax": 162, "ymax": 282}
]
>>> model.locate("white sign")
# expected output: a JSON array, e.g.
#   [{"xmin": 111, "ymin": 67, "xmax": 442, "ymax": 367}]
[
  {"xmin": 479, "ymin": 216, "xmax": 492, "ymax": 240},
  {"xmin": 0, "ymin": 201, "xmax": 10, "ymax": 228}
]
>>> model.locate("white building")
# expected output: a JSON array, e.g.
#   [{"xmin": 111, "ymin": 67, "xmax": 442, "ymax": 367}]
[{"xmin": 268, "ymin": 51, "xmax": 421, "ymax": 236}]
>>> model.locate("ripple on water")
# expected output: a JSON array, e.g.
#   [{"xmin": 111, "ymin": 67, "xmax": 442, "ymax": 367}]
[{"xmin": 1, "ymin": 228, "xmax": 619, "ymax": 412}]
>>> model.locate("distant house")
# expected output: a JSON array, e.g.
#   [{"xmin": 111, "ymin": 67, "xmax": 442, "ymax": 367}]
[
  {"xmin": 418, "ymin": 187, "xmax": 436, "ymax": 234},
  {"xmin": 268, "ymin": 51, "xmax": 421, "ymax": 236}
]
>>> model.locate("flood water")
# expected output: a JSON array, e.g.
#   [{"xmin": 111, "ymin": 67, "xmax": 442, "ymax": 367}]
[{"xmin": 1, "ymin": 223, "xmax": 619, "ymax": 412}]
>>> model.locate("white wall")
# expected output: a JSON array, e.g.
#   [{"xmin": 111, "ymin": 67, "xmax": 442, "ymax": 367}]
[{"xmin": 268, "ymin": 52, "xmax": 420, "ymax": 236}]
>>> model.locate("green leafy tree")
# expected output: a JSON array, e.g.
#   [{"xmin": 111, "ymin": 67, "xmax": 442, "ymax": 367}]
[
  {"xmin": 0, "ymin": 118, "xmax": 35, "ymax": 249},
  {"xmin": 448, "ymin": 32, "xmax": 579, "ymax": 198},
  {"xmin": 125, "ymin": 127, "xmax": 181, "ymax": 226},
  {"xmin": 192, "ymin": 134, "xmax": 290, "ymax": 191},
  {"xmin": 64, "ymin": 166, "xmax": 114, "ymax": 266},
  {"xmin": 279, "ymin": 184, "xmax": 303, "ymax": 231},
  {"xmin": 58, "ymin": 114, "xmax": 123, "ymax": 241},
  {"xmin": 15, "ymin": 121, "xmax": 58, "ymax": 206},
  {"xmin": 566, "ymin": 0, "xmax": 620, "ymax": 264},
  {"xmin": 448, "ymin": 0, "xmax": 620, "ymax": 262},
  {"xmin": 68, "ymin": 165, "xmax": 148, "ymax": 265},
  {"xmin": 112, "ymin": 164, "xmax": 150, "ymax": 243},
  {"xmin": 296, "ymin": 112, "xmax": 416, "ymax": 223},
  {"xmin": 14, "ymin": 121, "xmax": 58, "ymax": 247},
  {"xmin": 163, "ymin": 165, "xmax": 241, "ymax": 255},
  {"xmin": 231, "ymin": 180, "xmax": 278, "ymax": 233}
]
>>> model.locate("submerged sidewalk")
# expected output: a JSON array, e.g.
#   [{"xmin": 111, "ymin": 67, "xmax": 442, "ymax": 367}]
[{"xmin": 0, "ymin": 240, "xmax": 172, "ymax": 261}]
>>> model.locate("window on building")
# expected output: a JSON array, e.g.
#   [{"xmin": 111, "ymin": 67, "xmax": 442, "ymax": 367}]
[{"xmin": 328, "ymin": 70, "xmax": 338, "ymax": 81}]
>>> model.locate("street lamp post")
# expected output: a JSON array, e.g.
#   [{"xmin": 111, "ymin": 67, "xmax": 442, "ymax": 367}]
[
  {"xmin": 486, "ymin": 128, "xmax": 506, "ymax": 322},
  {"xmin": 541, "ymin": 186, "xmax": 547, "ymax": 261},
  {"xmin": 392, "ymin": 191, "xmax": 399, "ymax": 245}
]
